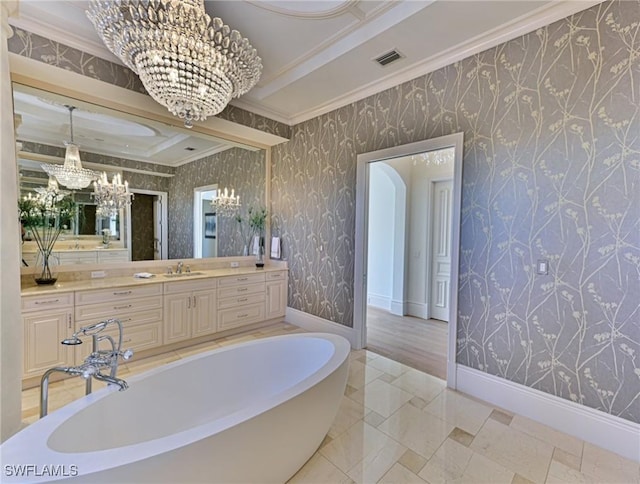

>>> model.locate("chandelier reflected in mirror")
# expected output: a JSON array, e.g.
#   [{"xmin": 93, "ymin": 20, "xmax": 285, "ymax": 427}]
[
  {"xmin": 41, "ymin": 106, "xmax": 99, "ymax": 190},
  {"xmin": 211, "ymin": 187, "xmax": 240, "ymax": 216},
  {"xmin": 87, "ymin": 0, "xmax": 262, "ymax": 128},
  {"xmin": 92, "ymin": 172, "xmax": 134, "ymax": 218}
]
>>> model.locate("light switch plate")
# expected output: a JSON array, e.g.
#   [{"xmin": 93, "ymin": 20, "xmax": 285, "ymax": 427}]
[
  {"xmin": 536, "ymin": 259, "xmax": 549, "ymax": 275},
  {"xmin": 230, "ymin": 262, "xmax": 239, "ymax": 268},
  {"xmin": 91, "ymin": 271, "xmax": 106, "ymax": 278}
]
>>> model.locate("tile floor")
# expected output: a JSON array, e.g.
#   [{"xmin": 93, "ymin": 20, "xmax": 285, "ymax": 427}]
[{"xmin": 21, "ymin": 322, "xmax": 640, "ymax": 484}]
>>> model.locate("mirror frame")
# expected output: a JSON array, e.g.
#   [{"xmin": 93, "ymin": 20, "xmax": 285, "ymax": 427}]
[{"xmin": 11, "ymin": 56, "xmax": 280, "ymax": 268}]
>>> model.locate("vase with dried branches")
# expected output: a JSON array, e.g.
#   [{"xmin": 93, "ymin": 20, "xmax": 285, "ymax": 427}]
[{"xmin": 19, "ymin": 181, "xmax": 75, "ymax": 285}]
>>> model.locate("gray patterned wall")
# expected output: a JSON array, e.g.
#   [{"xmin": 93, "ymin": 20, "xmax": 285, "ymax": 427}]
[
  {"xmin": 272, "ymin": 0, "xmax": 639, "ymax": 423},
  {"xmin": 8, "ymin": 27, "xmax": 290, "ymax": 139},
  {"xmin": 168, "ymin": 147, "xmax": 266, "ymax": 259}
]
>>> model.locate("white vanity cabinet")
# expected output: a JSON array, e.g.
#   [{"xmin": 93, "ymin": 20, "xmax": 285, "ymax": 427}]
[
  {"xmin": 74, "ymin": 284, "xmax": 163, "ymax": 361},
  {"xmin": 21, "ymin": 267, "xmax": 288, "ymax": 388},
  {"xmin": 217, "ymin": 273, "xmax": 266, "ymax": 331},
  {"xmin": 265, "ymin": 271, "xmax": 288, "ymax": 320},
  {"xmin": 22, "ymin": 292, "xmax": 75, "ymax": 380},
  {"xmin": 163, "ymin": 278, "xmax": 217, "ymax": 344}
]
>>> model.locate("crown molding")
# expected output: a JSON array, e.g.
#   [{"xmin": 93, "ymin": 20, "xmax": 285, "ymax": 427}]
[
  {"xmin": 245, "ymin": 0, "xmax": 357, "ymax": 20},
  {"xmin": 229, "ymin": 99, "xmax": 292, "ymax": 127},
  {"xmin": 284, "ymin": 0, "xmax": 605, "ymax": 126}
]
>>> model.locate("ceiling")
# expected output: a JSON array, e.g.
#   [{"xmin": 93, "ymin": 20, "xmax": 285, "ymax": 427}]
[
  {"xmin": 13, "ymin": 84, "xmax": 257, "ymax": 167},
  {"xmin": 11, "ymin": 0, "xmax": 603, "ymax": 126}
]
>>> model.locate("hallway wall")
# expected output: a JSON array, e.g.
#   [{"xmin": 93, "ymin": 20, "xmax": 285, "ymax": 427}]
[{"xmin": 271, "ymin": 1, "xmax": 640, "ymax": 424}]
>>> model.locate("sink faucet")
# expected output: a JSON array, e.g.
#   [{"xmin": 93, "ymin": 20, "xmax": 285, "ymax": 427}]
[
  {"xmin": 176, "ymin": 261, "xmax": 184, "ymax": 274},
  {"xmin": 40, "ymin": 318, "xmax": 133, "ymax": 418}
]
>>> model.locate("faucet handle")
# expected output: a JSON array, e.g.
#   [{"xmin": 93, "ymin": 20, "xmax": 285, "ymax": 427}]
[
  {"xmin": 166, "ymin": 266, "xmax": 173, "ymax": 274},
  {"xmin": 121, "ymin": 349, "xmax": 134, "ymax": 360},
  {"xmin": 81, "ymin": 365, "xmax": 98, "ymax": 380}
]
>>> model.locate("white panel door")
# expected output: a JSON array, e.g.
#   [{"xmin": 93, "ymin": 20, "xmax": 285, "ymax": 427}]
[
  {"xmin": 153, "ymin": 195, "xmax": 162, "ymax": 260},
  {"xmin": 431, "ymin": 180, "xmax": 453, "ymax": 322}
]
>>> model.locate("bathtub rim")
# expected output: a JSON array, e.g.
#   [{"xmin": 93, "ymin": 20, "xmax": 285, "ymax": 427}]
[{"xmin": 1, "ymin": 332, "xmax": 351, "ymax": 482}]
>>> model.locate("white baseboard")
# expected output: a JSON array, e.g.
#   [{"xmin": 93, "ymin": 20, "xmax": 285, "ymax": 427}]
[
  {"xmin": 390, "ymin": 300, "xmax": 405, "ymax": 316},
  {"xmin": 407, "ymin": 302, "xmax": 428, "ymax": 319},
  {"xmin": 285, "ymin": 307, "xmax": 358, "ymax": 347},
  {"xmin": 367, "ymin": 294, "xmax": 390, "ymax": 311},
  {"xmin": 456, "ymin": 365, "xmax": 640, "ymax": 463}
]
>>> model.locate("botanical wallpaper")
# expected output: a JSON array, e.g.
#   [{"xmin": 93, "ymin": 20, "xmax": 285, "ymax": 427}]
[
  {"xmin": 272, "ymin": 0, "xmax": 639, "ymax": 423},
  {"xmin": 8, "ymin": 27, "xmax": 289, "ymax": 138},
  {"xmin": 168, "ymin": 147, "xmax": 266, "ymax": 259}
]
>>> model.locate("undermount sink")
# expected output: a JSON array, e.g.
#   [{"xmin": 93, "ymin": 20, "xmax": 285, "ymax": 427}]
[{"xmin": 162, "ymin": 272, "xmax": 205, "ymax": 278}]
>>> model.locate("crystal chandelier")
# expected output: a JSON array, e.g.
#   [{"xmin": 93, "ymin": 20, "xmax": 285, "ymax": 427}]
[
  {"xmin": 87, "ymin": 0, "xmax": 262, "ymax": 128},
  {"xmin": 41, "ymin": 106, "xmax": 98, "ymax": 190},
  {"xmin": 211, "ymin": 187, "xmax": 240, "ymax": 216},
  {"xmin": 34, "ymin": 177, "xmax": 70, "ymax": 207},
  {"xmin": 92, "ymin": 172, "xmax": 134, "ymax": 218}
]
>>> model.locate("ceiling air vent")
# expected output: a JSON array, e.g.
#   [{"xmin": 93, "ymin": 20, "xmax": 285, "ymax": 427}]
[
  {"xmin": 374, "ymin": 49, "xmax": 403, "ymax": 67},
  {"xmin": 184, "ymin": 147, "xmax": 196, "ymax": 151}
]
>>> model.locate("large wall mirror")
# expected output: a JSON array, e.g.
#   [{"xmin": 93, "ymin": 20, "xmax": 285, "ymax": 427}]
[{"xmin": 14, "ymin": 82, "xmax": 268, "ymax": 268}]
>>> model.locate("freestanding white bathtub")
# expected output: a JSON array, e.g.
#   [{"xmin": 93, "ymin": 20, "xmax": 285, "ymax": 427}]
[{"xmin": 1, "ymin": 333, "xmax": 350, "ymax": 483}]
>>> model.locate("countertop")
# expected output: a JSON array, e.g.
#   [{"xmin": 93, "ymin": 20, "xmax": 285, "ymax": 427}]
[{"xmin": 21, "ymin": 265, "xmax": 286, "ymax": 297}]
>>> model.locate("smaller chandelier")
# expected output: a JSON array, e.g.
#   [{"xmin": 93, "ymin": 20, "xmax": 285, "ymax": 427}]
[
  {"xmin": 92, "ymin": 172, "xmax": 134, "ymax": 218},
  {"xmin": 211, "ymin": 187, "xmax": 240, "ymax": 216},
  {"xmin": 34, "ymin": 177, "xmax": 71, "ymax": 209},
  {"xmin": 87, "ymin": 0, "xmax": 262, "ymax": 128},
  {"xmin": 42, "ymin": 106, "xmax": 98, "ymax": 190}
]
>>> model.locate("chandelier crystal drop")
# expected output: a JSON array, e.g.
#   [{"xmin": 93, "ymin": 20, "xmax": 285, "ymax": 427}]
[
  {"xmin": 211, "ymin": 187, "xmax": 240, "ymax": 216},
  {"xmin": 92, "ymin": 172, "xmax": 135, "ymax": 218},
  {"xmin": 41, "ymin": 106, "xmax": 99, "ymax": 190},
  {"xmin": 87, "ymin": 0, "xmax": 263, "ymax": 128}
]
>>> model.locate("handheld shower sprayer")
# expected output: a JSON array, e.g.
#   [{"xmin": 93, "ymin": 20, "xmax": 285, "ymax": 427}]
[{"xmin": 60, "ymin": 320, "xmax": 111, "ymax": 345}]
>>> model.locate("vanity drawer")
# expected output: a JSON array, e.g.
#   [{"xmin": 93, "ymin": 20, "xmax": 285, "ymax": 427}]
[
  {"xmin": 75, "ymin": 297, "xmax": 163, "ymax": 321},
  {"xmin": 57, "ymin": 252, "xmax": 98, "ymax": 264},
  {"xmin": 218, "ymin": 292, "xmax": 265, "ymax": 310},
  {"xmin": 217, "ymin": 273, "xmax": 265, "ymax": 287},
  {"xmin": 75, "ymin": 284, "xmax": 162, "ymax": 306},
  {"xmin": 266, "ymin": 271, "xmax": 287, "ymax": 281},
  {"xmin": 217, "ymin": 282, "xmax": 264, "ymax": 299},
  {"xmin": 22, "ymin": 292, "xmax": 74, "ymax": 312},
  {"xmin": 76, "ymin": 307, "xmax": 163, "ymax": 327},
  {"xmin": 163, "ymin": 278, "xmax": 216, "ymax": 295},
  {"xmin": 217, "ymin": 303, "xmax": 265, "ymax": 331},
  {"xmin": 97, "ymin": 250, "xmax": 129, "ymax": 263}
]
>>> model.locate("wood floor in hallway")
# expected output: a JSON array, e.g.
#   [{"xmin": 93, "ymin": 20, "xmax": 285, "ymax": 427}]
[{"xmin": 366, "ymin": 306, "xmax": 448, "ymax": 380}]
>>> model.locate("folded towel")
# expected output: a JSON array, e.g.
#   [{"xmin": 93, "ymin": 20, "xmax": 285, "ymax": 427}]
[
  {"xmin": 271, "ymin": 237, "xmax": 281, "ymax": 259},
  {"xmin": 134, "ymin": 272, "xmax": 155, "ymax": 279}
]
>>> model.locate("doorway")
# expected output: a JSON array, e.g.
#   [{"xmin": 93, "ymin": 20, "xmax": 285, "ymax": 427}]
[
  {"xmin": 354, "ymin": 133, "xmax": 463, "ymax": 388},
  {"xmin": 127, "ymin": 189, "xmax": 168, "ymax": 261},
  {"xmin": 193, "ymin": 184, "xmax": 219, "ymax": 258}
]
